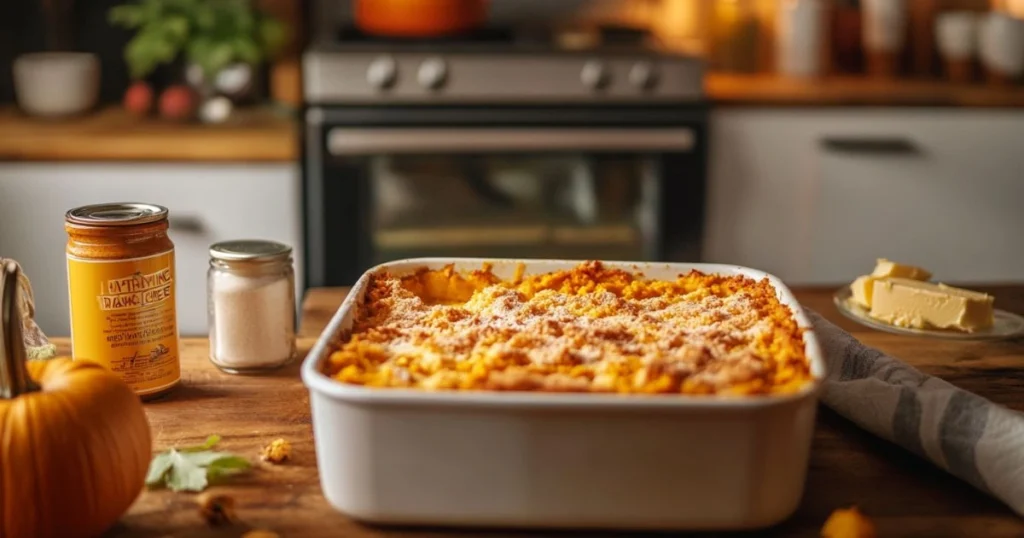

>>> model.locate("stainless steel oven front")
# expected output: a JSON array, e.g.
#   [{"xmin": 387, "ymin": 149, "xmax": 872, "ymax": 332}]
[{"xmin": 303, "ymin": 105, "xmax": 708, "ymax": 287}]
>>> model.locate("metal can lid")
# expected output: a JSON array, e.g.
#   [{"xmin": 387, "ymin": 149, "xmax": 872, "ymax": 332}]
[
  {"xmin": 65, "ymin": 203, "xmax": 168, "ymax": 227},
  {"xmin": 209, "ymin": 239, "xmax": 293, "ymax": 262}
]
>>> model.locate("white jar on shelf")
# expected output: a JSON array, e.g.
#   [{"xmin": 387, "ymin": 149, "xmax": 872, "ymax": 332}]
[
  {"xmin": 862, "ymin": 0, "xmax": 907, "ymax": 76},
  {"xmin": 207, "ymin": 240, "xmax": 296, "ymax": 374},
  {"xmin": 775, "ymin": 0, "xmax": 828, "ymax": 78},
  {"xmin": 979, "ymin": 10, "xmax": 1024, "ymax": 83}
]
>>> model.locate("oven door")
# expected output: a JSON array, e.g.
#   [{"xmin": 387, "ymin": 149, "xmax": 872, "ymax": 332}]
[{"xmin": 304, "ymin": 106, "xmax": 707, "ymax": 287}]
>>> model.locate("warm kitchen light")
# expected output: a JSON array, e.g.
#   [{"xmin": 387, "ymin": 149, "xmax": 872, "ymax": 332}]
[{"xmin": 654, "ymin": 0, "xmax": 707, "ymax": 53}]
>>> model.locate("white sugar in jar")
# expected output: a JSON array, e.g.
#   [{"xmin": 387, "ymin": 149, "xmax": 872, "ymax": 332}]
[{"xmin": 207, "ymin": 240, "xmax": 296, "ymax": 373}]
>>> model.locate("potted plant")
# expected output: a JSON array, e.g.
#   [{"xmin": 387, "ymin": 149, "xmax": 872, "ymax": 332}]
[{"xmin": 108, "ymin": 0, "xmax": 287, "ymax": 121}]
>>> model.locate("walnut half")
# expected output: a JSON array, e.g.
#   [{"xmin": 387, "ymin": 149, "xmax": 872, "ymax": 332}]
[{"xmin": 197, "ymin": 492, "xmax": 236, "ymax": 526}]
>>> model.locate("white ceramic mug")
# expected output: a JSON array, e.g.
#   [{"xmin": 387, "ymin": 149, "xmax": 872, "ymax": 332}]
[
  {"xmin": 862, "ymin": 0, "xmax": 907, "ymax": 51},
  {"xmin": 936, "ymin": 11, "xmax": 978, "ymax": 60},
  {"xmin": 775, "ymin": 0, "xmax": 827, "ymax": 78},
  {"xmin": 12, "ymin": 52, "xmax": 100, "ymax": 117},
  {"xmin": 979, "ymin": 11, "xmax": 1024, "ymax": 78}
]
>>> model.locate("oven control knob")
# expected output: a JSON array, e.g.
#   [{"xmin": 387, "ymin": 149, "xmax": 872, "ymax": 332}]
[
  {"xmin": 367, "ymin": 55, "xmax": 398, "ymax": 90},
  {"xmin": 418, "ymin": 57, "xmax": 448, "ymax": 90},
  {"xmin": 581, "ymin": 60, "xmax": 610, "ymax": 91},
  {"xmin": 629, "ymin": 61, "xmax": 658, "ymax": 90}
]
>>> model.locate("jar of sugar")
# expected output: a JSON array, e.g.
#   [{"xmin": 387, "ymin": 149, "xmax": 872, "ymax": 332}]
[{"xmin": 207, "ymin": 240, "xmax": 296, "ymax": 373}]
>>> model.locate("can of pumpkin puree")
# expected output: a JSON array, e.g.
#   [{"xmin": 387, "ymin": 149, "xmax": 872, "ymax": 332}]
[{"xmin": 65, "ymin": 203, "xmax": 180, "ymax": 400}]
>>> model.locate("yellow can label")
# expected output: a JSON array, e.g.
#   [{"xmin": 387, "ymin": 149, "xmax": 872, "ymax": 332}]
[{"xmin": 67, "ymin": 250, "xmax": 181, "ymax": 396}]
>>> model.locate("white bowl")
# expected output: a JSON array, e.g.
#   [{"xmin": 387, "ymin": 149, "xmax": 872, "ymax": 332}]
[
  {"xmin": 302, "ymin": 258, "xmax": 825, "ymax": 531},
  {"xmin": 13, "ymin": 52, "xmax": 100, "ymax": 117},
  {"xmin": 936, "ymin": 11, "xmax": 978, "ymax": 61},
  {"xmin": 979, "ymin": 11, "xmax": 1024, "ymax": 77}
]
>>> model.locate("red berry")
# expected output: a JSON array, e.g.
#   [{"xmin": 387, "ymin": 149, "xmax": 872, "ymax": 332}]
[
  {"xmin": 123, "ymin": 81, "xmax": 153, "ymax": 116},
  {"xmin": 158, "ymin": 85, "xmax": 197, "ymax": 121}
]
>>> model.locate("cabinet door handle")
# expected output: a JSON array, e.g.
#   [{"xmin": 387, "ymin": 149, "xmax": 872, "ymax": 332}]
[
  {"xmin": 820, "ymin": 136, "xmax": 921, "ymax": 155},
  {"xmin": 168, "ymin": 215, "xmax": 206, "ymax": 234}
]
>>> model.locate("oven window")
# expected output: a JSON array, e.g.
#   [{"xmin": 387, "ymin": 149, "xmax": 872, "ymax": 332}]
[{"xmin": 366, "ymin": 153, "xmax": 660, "ymax": 263}]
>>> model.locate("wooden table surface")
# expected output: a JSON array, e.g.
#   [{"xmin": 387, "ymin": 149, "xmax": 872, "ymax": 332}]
[{"xmin": 76, "ymin": 285, "xmax": 1024, "ymax": 538}]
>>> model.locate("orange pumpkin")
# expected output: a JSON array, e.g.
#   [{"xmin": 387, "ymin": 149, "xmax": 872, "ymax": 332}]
[{"xmin": 0, "ymin": 261, "xmax": 152, "ymax": 538}]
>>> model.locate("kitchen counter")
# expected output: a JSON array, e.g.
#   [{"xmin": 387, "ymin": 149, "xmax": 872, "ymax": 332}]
[
  {"xmin": 0, "ymin": 106, "xmax": 297, "ymax": 162},
  {"xmin": 48, "ymin": 285, "xmax": 1024, "ymax": 537}
]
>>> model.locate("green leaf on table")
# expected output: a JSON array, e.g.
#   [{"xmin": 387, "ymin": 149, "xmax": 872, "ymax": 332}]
[
  {"xmin": 145, "ymin": 435, "xmax": 251, "ymax": 493},
  {"xmin": 145, "ymin": 452, "xmax": 175, "ymax": 485},
  {"xmin": 181, "ymin": 434, "xmax": 221, "ymax": 452},
  {"xmin": 165, "ymin": 450, "xmax": 211, "ymax": 492},
  {"xmin": 207, "ymin": 455, "xmax": 252, "ymax": 482}
]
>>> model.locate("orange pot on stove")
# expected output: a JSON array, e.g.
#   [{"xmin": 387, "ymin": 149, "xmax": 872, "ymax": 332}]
[{"xmin": 355, "ymin": 0, "xmax": 488, "ymax": 38}]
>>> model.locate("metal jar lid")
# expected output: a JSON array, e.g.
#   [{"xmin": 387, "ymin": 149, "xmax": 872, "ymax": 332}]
[
  {"xmin": 65, "ymin": 203, "xmax": 168, "ymax": 227},
  {"xmin": 209, "ymin": 240, "xmax": 293, "ymax": 263}
]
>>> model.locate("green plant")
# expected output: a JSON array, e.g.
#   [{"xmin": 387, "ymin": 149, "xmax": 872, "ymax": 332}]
[{"xmin": 109, "ymin": 0, "xmax": 287, "ymax": 80}]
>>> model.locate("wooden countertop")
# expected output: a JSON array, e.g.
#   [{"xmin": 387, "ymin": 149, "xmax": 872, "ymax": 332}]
[
  {"xmin": 0, "ymin": 106, "xmax": 298, "ymax": 163},
  {"xmin": 50, "ymin": 285, "xmax": 1020, "ymax": 538},
  {"xmin": 707, "ymin": 74, "xmax": 1024, "ymax": 107}
]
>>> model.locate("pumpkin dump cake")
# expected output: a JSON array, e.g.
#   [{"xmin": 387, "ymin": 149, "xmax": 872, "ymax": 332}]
[{"xmin": 324, "ymin": 262, "xmax": 812, "ymax": 395}]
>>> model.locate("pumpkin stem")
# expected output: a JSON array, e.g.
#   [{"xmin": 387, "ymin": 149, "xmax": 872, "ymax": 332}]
[{"xmin": 0, "ymin": 261, "xmax": 40, "ymax": 398}]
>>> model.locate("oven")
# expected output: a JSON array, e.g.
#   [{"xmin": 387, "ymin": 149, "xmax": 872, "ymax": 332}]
[{"xmin": 303, "ymin": 104, "xmax": 708, "ymax": 288}]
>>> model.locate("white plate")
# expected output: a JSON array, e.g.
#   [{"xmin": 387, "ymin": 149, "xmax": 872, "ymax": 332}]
[{"xmin": 833, "ymin": 286, "xmax": 1024, "ymax": 341}]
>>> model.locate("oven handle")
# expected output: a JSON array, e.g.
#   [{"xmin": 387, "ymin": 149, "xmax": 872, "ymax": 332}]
[{"xmin": 327, "ymin": 128, "xmax": 695, "ymax": 155}]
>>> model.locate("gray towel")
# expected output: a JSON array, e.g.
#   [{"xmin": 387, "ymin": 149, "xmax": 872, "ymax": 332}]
[
  {"xmin": 808, "ymin": 309, "xmax": 1024, "ymax": 517},
  {"xmin": 0, "ymin": 258, "xmax": 56, "ymax": 360}
]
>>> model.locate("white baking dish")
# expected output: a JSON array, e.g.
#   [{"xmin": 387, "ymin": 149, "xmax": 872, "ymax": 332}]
[{"xmin": 301, "ymin": 259, "xmax": 826, "ymax": 531}]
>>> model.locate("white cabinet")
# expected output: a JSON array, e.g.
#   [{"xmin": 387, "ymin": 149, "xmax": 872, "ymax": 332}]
[
  {"xmin": 0, "ymin": 163, "xmax": 303, "ymax": 337},
  {"xmin": 706, "ymin": 109, "xmax": 1024, "ymax": 285},
  {"xmin": 704, "ymin": 109, "xmax": 820, "ymax": 283}
]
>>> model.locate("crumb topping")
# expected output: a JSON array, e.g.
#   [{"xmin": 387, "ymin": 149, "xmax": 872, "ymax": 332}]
[{"xmin": 324, "ymin": 261, "xmax": 812, "ymax": 395}]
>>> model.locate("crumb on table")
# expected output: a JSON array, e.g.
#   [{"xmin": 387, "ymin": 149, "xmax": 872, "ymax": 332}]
[
  {"xmin": 243, "ymin": 530, "xmax": 281, "ymax": 538},
  {"xmin": 261, "ymin": 438, "xmax": 291, "ymax": 464},
  {"xmin": 822, "ymin": 506, "xmax": 877, "ymax": 538}
]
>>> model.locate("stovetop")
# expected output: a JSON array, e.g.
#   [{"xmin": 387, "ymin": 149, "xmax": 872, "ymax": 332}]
[{"xmin": 304, "ymin": 25, "xmax": 705, "ymax": 105}]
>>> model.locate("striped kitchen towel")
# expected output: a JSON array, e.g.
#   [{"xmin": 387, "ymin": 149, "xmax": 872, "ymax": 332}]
[
  {"xmin": 0, "ymin": 258, "xmax": 56, "ymax": 360},
  {"xmin": 807, "ymin": 310, "xmax": 1024, "ymax": 517}
]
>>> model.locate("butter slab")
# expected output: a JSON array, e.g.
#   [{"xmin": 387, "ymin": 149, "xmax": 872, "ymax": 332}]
[
  {"xmin": 869, "ymin": 278, "xmax": 994, "ymax": 332},
  {"xmin": 850, "ymin": 275, "xmax": 876, "ymax": 308},
  {"xmin": 871, "ymin": 258, "xmax": 932, "ymax": 281}
]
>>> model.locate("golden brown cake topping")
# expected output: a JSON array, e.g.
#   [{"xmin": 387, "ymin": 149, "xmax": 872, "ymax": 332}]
[{"xmin": 324, "ymin": 262, "xmax": 812, "ymax": 395}]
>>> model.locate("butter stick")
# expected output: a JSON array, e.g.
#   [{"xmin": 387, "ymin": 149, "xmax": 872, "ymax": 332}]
[
  {"xmin": 869, "ymin": 278, "xmax": 994, "ymax": 332},
  {"xmin": 850, "ymin": 275, "xmax": 876, "ymax": 309},
  {"xmin": 871, "ymin": 258, "xmax": 932, "ymax": 281}
]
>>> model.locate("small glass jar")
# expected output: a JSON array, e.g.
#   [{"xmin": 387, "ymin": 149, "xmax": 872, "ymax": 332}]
[{"xmin": 207, "ymin": 240, "xmax": 296, "ymax": 374}]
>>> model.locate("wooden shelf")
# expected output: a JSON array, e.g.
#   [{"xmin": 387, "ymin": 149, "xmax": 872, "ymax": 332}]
[
  {"xmin": 0, "ymin": 105, "xmax": 298, "ymax": 163},
  {"xmin": 707, "ymin": 73, "xmax": 1024, "ymax": 107}
]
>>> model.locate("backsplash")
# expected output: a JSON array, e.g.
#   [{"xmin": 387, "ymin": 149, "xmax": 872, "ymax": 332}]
[
  {"xmin": 0, "ymin": 0, "xmax": 133, "ymax": 105},
  {"xmin": 0, "ymin": 2, "xmax": 46, "ymax": 104}
]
